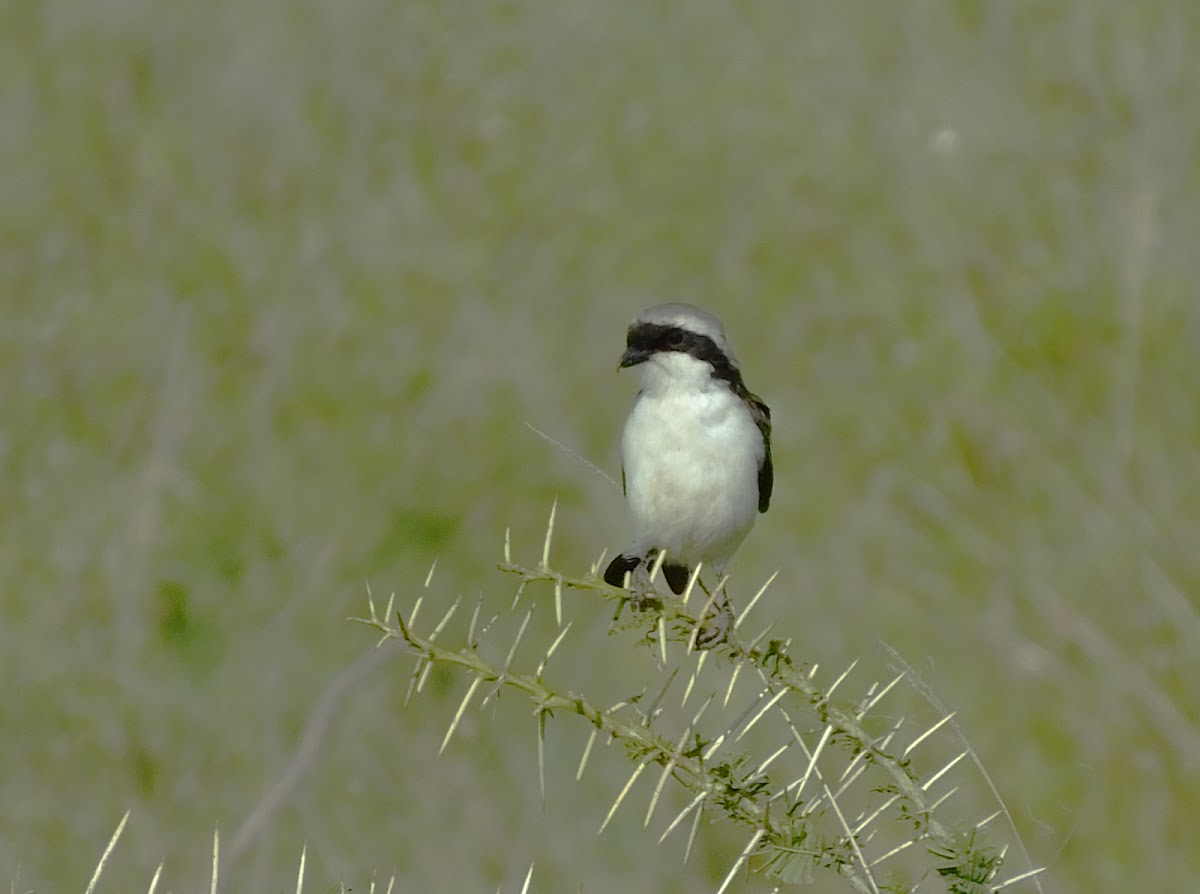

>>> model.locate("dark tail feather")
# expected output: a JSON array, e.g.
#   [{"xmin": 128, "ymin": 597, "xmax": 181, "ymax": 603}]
[
  {"xmin": 662, "ymin": 563, "xmax": 690, "ymax": 595},
  {"xmin": 604, "ymin": 554, "xmax": 641, "ymax": 588}
]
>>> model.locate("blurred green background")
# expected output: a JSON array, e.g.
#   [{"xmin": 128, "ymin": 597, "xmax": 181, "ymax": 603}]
[{"xmin": 3, "ymin": 1, "xmax": 1198, "ymax": 891}]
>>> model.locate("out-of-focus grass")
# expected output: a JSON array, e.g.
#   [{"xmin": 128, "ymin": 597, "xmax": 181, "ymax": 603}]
[{"xmin": 2, "ymin": 1, "xmax": 1197, "ymax": 891}]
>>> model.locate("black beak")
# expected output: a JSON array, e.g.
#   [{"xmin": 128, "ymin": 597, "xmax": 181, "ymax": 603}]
[{"xmin": 618, "ymin": 345, "xmax": 651, "ymax": 369}]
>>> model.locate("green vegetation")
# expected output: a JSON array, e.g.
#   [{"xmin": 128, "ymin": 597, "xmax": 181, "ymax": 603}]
[{"xmin": 3, "ymin": 1, "xmax": 1197, "ymax": 891}]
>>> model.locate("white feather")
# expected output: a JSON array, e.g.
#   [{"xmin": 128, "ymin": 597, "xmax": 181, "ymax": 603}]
[{"xmin": 620, "ymin": 351, "xmax": 763, "ymax": 573}]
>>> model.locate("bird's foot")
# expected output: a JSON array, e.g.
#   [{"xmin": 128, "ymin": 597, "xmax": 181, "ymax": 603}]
[
  {"xmin": 603, "ymin": 554, "xmax": 661, "ymax": 611},
  {"xmin": 625, "ymin": 564, "xmax": 662, "ymax": 611},
  {"xmin": 693, "ymin": 592, "xmax": 736, "ymax": 649}
]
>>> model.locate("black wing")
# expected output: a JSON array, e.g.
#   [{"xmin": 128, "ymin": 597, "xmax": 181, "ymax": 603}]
[{"xmin": 746, "ymin": 392, "xmax": 773, "ymax": 513}]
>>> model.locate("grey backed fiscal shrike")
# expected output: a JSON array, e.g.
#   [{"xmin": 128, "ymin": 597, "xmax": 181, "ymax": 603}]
[{"xmin": 603, "ymin": 302, "xmax": 773, "ymax": 598}]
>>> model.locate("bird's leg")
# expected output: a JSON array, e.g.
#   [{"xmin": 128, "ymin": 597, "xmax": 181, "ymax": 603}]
[
  {"xmin": 694, "ymin": 578, "xmax": 736, "ymax": 648},
  {"xmin": 630, "ymin": 568, "xmax": 655, "ymax": 610},
  {"xmin": 623, "ymin": 557, "xmax": 661, "ymax": 611},
  {"xmin": 619, "ymin": 548, "xmax": 677, "ymax": 610}
]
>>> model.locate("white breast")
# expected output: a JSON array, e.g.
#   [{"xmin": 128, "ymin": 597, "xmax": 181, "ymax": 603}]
[{"xmin": 621, "ymin": 367, "xmax": 763, "ymax": 571}]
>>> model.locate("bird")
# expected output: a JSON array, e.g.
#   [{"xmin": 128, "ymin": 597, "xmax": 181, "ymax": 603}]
[{"xmin": 603, "ymin": 302, "xmax": 772, "ymax": 601}]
